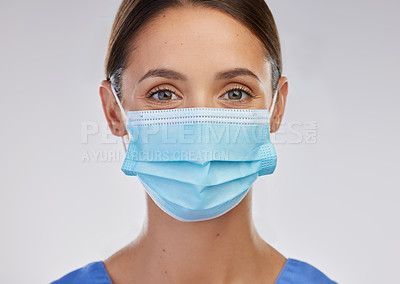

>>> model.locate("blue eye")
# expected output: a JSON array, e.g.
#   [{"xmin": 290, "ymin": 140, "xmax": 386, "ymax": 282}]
[{"xmin": 221, "ymin": 88, "xmax": 250, "ymax": 101}]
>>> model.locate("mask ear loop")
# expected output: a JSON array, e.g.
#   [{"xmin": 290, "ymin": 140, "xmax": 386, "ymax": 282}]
[
  {"xmin": 268, "ymin": 89, "xmax": 278, "ymax": 122},
  {"xmin": 110, "ymin": 84, "xmax": 128, "ymax": 153}
]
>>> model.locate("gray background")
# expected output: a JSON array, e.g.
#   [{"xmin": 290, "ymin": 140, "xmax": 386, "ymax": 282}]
[{"xmin": 0, "ymin": 0, "xmax": 399, "ymax": 283}]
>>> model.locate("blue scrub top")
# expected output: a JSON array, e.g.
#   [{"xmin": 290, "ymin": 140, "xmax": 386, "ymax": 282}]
[{"xmin": 50, "ymin": 258, "xmax": 337, "ymax": 283}]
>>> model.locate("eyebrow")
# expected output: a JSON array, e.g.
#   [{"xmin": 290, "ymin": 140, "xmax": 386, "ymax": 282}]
[
  {"xmin": 138, "ymin": 68, "xmax": 187, "ymax": 83},
  {"xmin": 215, "ymin": 68, "xmax": 260, "ymax": 82},
  {"xmin": 138, "ymin": 67, "xmax": 260, "ymax": 83}
]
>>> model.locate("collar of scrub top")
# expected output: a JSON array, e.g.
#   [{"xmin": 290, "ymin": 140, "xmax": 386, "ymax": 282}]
[{"xmin": 110, "ymin": 83, "xmax": 278, "ymax": 153}]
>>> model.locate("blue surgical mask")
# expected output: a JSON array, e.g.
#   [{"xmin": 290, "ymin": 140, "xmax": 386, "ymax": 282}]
[{"xmin": 111, "ymin": 87, "xmax": 278, "ymax": 222}]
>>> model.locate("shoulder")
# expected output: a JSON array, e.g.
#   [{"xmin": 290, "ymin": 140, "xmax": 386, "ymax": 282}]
[
  {"xmin": 50, "ymin": 261, "xmax": 112, "ymax": 284},
  {"xmin": 275, "ymin": 258, "xmax": 337, "ymax": 284}
]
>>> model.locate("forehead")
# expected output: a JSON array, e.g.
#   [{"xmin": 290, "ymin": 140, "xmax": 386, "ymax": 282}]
[{"xmin": 125, "ymin": 6, "xmax": 270, "ymax": 83}]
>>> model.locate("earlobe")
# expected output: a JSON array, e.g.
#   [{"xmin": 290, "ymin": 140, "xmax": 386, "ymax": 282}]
[
  {"xmin": 99, "ymin": 80, "xmax": 127, "ymax": 137},
  {"xmin": 270, "ymin": 77, "xmax": 288, "ymax": 133}
]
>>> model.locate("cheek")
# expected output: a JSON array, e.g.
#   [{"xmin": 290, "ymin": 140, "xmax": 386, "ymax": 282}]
[
  {"xmin": 126, "ymin": 96, "xmax": 152, "ymax": 111},
  {"xmin": 253, "ymin": 96, "xmax": 267, "ymax": 109},
  {"xmin": 121, "ymin": 97, "xmax": 133, "ymax": 111},
  {"xmin": 120, "ymin": 91, "xmax": 139, "ymax": 111},
  {"xmin": 248, "ymin": 85, "xmax": 269, "ymax": 109}
]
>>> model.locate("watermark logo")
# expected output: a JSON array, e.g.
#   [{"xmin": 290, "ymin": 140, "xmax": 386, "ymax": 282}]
[{"xmin": 80, "ymin": 120, "xmax": 318, "ymax": 163}]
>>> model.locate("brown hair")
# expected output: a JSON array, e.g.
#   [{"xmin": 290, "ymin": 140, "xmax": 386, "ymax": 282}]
[{"xmin": 105, "ymin": 0, "xmax": 282, "ymax": 99}]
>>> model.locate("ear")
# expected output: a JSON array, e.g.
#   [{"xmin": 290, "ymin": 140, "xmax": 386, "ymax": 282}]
[
  {"xmin": 99, "ymin": 80, "xmax": 128, "ymax": 137},
  {"xmin": 270, "ymin": 77, "xmax": 288, "ymax": 133}
]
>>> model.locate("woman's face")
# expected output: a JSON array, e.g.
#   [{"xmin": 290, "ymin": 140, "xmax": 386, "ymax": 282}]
[
  {"xmin": 122, "ymin": 7, "xmax": 274, "ymax": 111},
  {"xmin": 101, "ymin": 6, "xmax": 288, "ymax": 136}
]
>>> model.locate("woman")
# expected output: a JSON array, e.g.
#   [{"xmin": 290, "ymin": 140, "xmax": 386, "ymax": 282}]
[{"xmin": 52, "ymin": 0, "xmax": 336, "ymax": 283}]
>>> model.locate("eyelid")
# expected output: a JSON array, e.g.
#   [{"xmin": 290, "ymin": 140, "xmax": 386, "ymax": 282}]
[
  {"xmin": 220, "ymin": 84, "xmax": 255, "ymax": 98},
  {"xmin": 146, "ymin": 85, "xmax": 182, "ymax": 99}
]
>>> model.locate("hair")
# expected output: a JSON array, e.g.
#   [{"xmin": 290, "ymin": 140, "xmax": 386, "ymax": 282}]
[{"xmin": 105, "ymin": 0, "xmax": 282, "ymax": 100}]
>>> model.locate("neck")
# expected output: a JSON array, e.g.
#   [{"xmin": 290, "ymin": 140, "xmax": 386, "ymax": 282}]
[
  {"xmin": 128, "ymin": 188, "xmax": 274, "ymax": 283},
  {"xmin": 104, "ymin": 187, "xmax": 287, "ymax": 283}
]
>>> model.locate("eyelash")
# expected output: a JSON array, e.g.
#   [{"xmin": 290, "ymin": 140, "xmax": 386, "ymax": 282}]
[
  {"xmin": 222, "ymin": 85, "xmax": 255, "ymax": 103},
  {"xmin": 146, "ymin": 86, "xmax": 179, "ymax": 103},
  {"xmin": 146, "ymin": 85, "xmax": 255, "ymax": 103}
]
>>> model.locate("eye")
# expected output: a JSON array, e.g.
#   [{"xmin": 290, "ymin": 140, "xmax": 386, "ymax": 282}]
[
  {"xmin": 220, "ymin": 87, "xmax": 252, "ymax": 101},
  {"xmin": 147, "ymin": 87, "xmax": 181, "ymax": 101}
]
